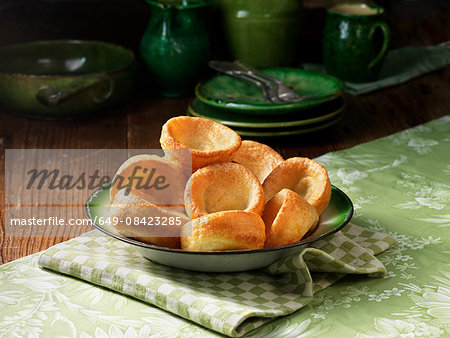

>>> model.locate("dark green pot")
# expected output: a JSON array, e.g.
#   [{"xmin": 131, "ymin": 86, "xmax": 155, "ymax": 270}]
[
  {"xmin": 322, "ymin": 3, "xmax": 390, "ymax": 83},
  {"xmin": 0, "ymin": 40, "xmax": 135, "ymax": 119},
  {"xmin": 214, "ymin": 0, "xmax": 303, "ymax": 68},
  {"xmin": 140, "ymin": 0, "xmax": 211, "ymax": 97}
]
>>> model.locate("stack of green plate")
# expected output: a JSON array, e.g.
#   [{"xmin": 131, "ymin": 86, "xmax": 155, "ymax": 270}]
[{"xmin": 189, "ymin": 68, "xmax": 345, "ymax": 137}]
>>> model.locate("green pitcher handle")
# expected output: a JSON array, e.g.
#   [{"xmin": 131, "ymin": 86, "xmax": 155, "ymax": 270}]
[
  {"xmin": 368, "ymin": 21, "xmax": 391, "ymax": 70},
  {"xmin": 36, "ymin": 74, "xmax": 113, "ymax": 106},
  {"xmin": 161, "ymin": 6, "xmax": 174, "ymax": 38}
]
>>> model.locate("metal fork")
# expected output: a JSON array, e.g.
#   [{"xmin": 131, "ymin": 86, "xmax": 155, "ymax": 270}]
[
  {"xmin": 209, "ymin": 60, "xmax": 283, "ymax": 103},
  {"xmin": 233, "ymin": 60, "xmax": 316, "ymax": 103}
]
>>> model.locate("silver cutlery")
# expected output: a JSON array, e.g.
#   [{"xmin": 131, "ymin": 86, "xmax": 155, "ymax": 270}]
[
  {"xmin": 209, "ymin": 60, "xmax": 282, "ymax": 103},
  {"xmin": 232, "ymin": 60, "xmax": 307, "ymax": 103},
  {"xmin": 209, "ymin": 60, "xmax": 316, "ymax": 104}
]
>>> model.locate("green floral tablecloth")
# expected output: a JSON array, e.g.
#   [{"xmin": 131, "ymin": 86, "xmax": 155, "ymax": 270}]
[{"xmin": 1, "ymin": 115, "xmax": 450, "ymax": 337}]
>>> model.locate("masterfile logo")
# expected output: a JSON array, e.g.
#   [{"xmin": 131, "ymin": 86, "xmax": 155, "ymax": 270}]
[{"xmin": 4, "ymin": 149, "xmax": 192, "ymax": 237}]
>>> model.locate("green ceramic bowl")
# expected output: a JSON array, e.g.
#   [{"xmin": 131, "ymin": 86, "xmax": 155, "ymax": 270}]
[
  {"xmin": 195, "ymin": 68, "xmax": 342, "ymax": 116},
  {"xmin": 85, "ymin": 185, "xmax": 353, "ymax": 272},
  {"xmin": 0, "ymin": 40, "xmax": 136, "ymax": 119}
]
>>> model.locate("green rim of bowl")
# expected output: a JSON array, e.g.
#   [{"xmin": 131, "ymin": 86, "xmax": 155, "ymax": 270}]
[
  {"xmin": 0, "ymin": 40, "xmax": 135, "ymax": 77},
  {"xmin": 188, "ymin": 97, "xmax": 345, "ymax": 128},
  {"xmin": 85, "ymin": 185, "xmax": 353, "ymax": 255},
  {"xmin": 195, "ymin": 68, "xmax": 343, "ymax": 113}
]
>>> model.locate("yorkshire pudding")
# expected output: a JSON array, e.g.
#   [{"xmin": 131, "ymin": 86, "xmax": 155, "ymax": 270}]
[
  {"xmin": 181, "ymin": 210, "xmax": 265, "ymax": 251},
  {"xmin": 109, "ymin": 154, "xmax": 188, "ymax": 206},
  {"xmin": 185, "ymin": 162, "xmax": 264, "ymax": 218},
  {"xmin": 160, "ymin": 116, "xmax": 241, "ymax": 172},
  {"xmin": 110, "ymin": 189, "xmax": 189, "ymax": 249},
  {"xmin": 231, "ymin": 140, "xmax": 284, "ymax": 183},
  {"xmin": 262, "ymin": 189, "xmax": 319, "ymax": 248},
  {"xmin": 263, "ymin": 157, "xmax": 331, "ymax": 214}
]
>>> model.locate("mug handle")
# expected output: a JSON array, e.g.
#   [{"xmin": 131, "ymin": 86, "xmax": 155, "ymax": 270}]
[{"xmin": 368, "ymin": 22, "xmax": 391, "ymax": 70}]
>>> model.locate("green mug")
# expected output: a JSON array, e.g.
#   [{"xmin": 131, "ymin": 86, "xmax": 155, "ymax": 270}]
[{"xmin": 322, "ymin": 3, "xmax": 390, "ymax": 83}]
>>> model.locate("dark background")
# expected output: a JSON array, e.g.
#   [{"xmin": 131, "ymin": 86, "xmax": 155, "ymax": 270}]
[{"xmin": 1, "ymin": 0, "xmax": 448, "ymax": 72}]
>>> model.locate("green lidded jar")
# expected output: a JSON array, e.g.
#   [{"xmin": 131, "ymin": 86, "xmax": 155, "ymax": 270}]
[{"xmin": 140, "ymin": 0, "xmax": 211, "ymax": 97}]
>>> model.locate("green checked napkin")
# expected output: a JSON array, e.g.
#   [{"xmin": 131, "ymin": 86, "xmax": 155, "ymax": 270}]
[
  {"xmin": 303, "ymin": 42, "xmax": 450, "ymax": 95},
  {"xmin": 38, "ymin": 223, "xmax": 396, "ymax": 337}
]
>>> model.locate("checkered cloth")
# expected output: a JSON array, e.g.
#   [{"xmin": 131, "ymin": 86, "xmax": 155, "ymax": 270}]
[{"xmin": 38, "ymin": 223, "xmax": 396, "ymax": 337}]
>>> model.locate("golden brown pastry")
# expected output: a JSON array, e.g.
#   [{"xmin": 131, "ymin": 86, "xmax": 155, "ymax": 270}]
[
  {"xmin": 185, "ymin": 162, "xmax": 265, "ymax": 218},
  {"xmin": 181, "ymin": 210, "xmax": 265, "ymax": 251},
  {"xmin": 304, "ymin": 219, "xmax": 319, "ymax": 238},
  {"xmin": 109, "ymin": 116, "xmax": 335, "ymax": 252},
  {"xmin": 110, "ymin": 189, "xmax": 190, "ymax": 249},
  {"xmin": 160, "ymin": 116, "xmax": 242, "ymax": 172},
  {"xmin": 262, "ymin": 157, "xmax": 331, "ymax": 214},
  {"xmin": 262, "ymin": 189, "xmax": 319, "ymax": 248},
  {"xmin": 109, "ymin": 154, "xmax": 188, "ymax": 206},
  {"xmin": 231, "ymin": 140, "xmax": 284, "ymax": 183}
]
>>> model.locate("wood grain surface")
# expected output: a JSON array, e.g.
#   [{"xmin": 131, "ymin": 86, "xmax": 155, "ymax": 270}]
[{"xmin": 0, "ymin": 0, "xmax": 449, "ymax": 264}]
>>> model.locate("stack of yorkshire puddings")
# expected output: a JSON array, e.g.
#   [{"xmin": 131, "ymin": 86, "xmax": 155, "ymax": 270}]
[{"xmin": 109, "ymin": 116, "xmax": 331, "ymax": 251}]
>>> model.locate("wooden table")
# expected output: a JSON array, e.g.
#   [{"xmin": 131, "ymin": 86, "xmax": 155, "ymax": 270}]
[{"xmin": 0, "ymin": 0, "xmax": 449, "ymax": 264}]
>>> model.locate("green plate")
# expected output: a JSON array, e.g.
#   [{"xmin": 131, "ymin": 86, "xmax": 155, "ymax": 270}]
[
  {"xmin": 188, "ymin": 97, "xmax": 345, "ymax": 129},
  {"xmin": 85, "ymin": 185, "xmax": 353, "ymax": 272},
  {"xmin": 187, "ymin": 110, "xmax": 344, "ymax": 137},
  {"xmin": 195, "ymin": 68, "xmax": 342, "ymax": 115},
  {"xmin": 233, "ymin": 115, "xmax": 343, "ymax": 137}
]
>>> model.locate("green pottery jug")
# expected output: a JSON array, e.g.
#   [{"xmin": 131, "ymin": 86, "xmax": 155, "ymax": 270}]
[
  {"xmin": 214, "ymin": 0, "xmax": 303, "ymax": 68},
  {"xmin": 140, "ymin": 0, "xmax": 211, "ymax": 97}
]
